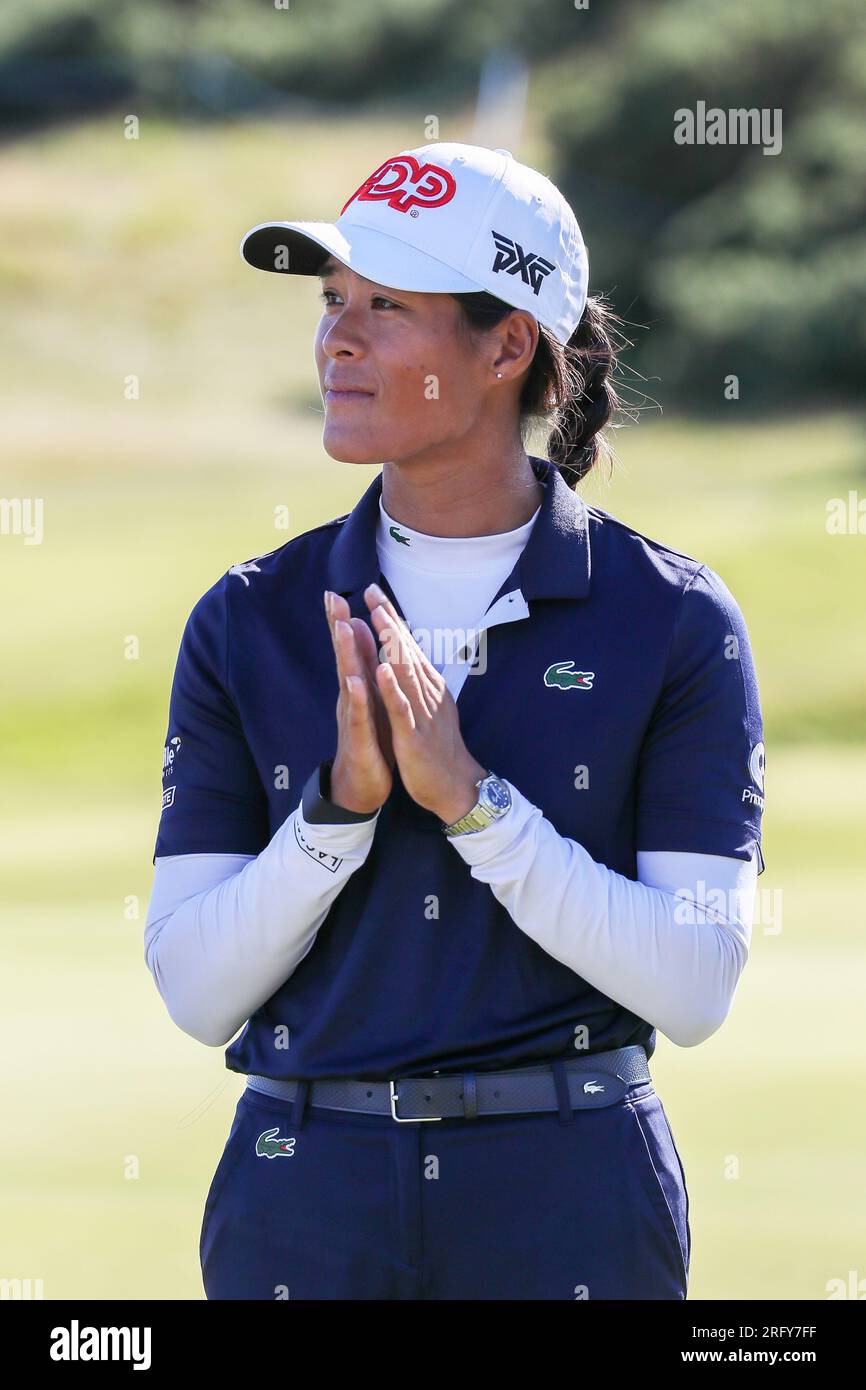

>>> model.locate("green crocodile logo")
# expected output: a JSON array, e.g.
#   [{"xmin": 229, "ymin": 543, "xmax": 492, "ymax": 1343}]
[
  {"xmin": 389, "ymin": 525, "xmax": 411, "ymax": 546},
  {"xmin": 544, "ymin": 661, "xmax": 595, "ymax": 690},
  {"xmin": 255, "ymin": 1127, "xmax": 297, "ymax": 1159}
]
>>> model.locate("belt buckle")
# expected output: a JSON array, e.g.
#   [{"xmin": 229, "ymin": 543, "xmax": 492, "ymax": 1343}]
[{"xmin": 389, "ymin": 1079, "xmax": 443, "ymax": 1122}]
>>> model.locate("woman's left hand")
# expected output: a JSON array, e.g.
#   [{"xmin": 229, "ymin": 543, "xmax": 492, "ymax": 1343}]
[{"xmin": 363, "ymin": 583, "xmax": 487, "ymax": 825}]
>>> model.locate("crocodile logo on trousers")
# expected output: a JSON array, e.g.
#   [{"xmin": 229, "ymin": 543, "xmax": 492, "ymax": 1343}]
[{"xmin": 255, "ymin": 1128, "xmax": 297, "ymax": 1159}]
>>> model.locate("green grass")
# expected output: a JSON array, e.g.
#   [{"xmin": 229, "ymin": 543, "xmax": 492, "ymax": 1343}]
[{"xmin": 1, "ymin": 114, "xmax": 864, "ymax": 1300}]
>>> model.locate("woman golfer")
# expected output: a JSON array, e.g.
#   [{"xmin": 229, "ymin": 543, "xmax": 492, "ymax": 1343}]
[{"xmin": 145, "ymin": 142, "xmax": 765, "ymax": 1300}]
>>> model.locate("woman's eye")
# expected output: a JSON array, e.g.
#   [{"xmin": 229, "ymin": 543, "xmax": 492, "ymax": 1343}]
[{"xmin": 318, "ymin": 290, "xmax": 399, "ymax": 310}]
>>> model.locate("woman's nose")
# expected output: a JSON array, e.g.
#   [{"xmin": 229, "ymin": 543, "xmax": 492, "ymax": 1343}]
[{"xmin": 321, "ymin": 315, "xmax": 366, "ymax": 358}]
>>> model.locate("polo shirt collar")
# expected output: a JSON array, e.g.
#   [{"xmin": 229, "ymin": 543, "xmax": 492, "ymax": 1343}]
[{"xmin": 326, "ymin": 455, "xmax": 591, "ymax": 603}]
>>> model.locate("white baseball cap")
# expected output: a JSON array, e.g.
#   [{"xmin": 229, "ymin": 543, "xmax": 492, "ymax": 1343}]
[{"xmin": 240, "ymin": 142, "xmax": 589, "ymax": 345}]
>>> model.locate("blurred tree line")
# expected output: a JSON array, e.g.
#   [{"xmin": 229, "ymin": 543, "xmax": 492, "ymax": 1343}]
[{"xmin": 2, "ymin": 0, "xmax": 863, "ymax": 406}]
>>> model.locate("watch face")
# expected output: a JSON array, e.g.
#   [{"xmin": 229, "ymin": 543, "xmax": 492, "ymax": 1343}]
[{"xmin": 482, "ymin": 775, "xmax": 511, "ymax": 813}]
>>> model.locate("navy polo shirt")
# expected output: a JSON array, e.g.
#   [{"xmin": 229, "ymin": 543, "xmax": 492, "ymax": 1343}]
[{"xmin": 153, "ymin": 455, "xmax": 765, "ymax": 1081}]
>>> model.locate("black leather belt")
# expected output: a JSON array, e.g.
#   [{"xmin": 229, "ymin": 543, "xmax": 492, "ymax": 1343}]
[{"xmin": 244, "ymin": 1044, "xmax": 651, "ymax": 1121}]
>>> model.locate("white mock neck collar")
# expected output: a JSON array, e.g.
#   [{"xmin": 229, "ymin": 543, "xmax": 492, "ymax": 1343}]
[{"xmin": 377, "ymin": 495, "xmax": 541, "ymax": 577}]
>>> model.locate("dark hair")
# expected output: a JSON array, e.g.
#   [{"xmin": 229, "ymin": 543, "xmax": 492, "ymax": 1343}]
[{"xmin": 450, "ymin": 289, "xmax": 628, "ymax": 489}]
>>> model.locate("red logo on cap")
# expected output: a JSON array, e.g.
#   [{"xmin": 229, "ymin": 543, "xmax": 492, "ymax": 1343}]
[{"xmin": 340, "ymin": 155, "xmax": 457, "ymax": 216}]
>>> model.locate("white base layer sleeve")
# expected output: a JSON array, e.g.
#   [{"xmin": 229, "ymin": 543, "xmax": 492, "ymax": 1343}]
[
  {"xmin": 144, "ymin": 805, "xmax": 380, "ymax": 1047},
  {"xmin": 447, "ymin": 780, "xmax": 757, "ymax": 1048}
]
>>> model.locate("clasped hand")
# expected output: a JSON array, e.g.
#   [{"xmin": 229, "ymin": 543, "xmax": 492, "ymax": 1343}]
[{"xmin": 323, "ymin": 583, "xmax": 486, "ymax": 824}]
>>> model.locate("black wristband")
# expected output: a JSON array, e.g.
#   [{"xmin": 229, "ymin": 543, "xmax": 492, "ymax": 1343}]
[{"xmin": 300, "ymin": 759, "xmax": 380, "ymax": 825}]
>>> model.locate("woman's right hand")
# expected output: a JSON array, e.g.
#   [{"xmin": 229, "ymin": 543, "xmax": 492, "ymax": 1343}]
[{"xmin": 324, "ymin": 589, "xmax": 394, "ymax": 814}]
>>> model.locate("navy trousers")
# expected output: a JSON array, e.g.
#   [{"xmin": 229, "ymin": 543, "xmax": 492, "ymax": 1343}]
[{"xmin": 200, "ymin": 1077, "xmax": 690, "ymax": 1300}]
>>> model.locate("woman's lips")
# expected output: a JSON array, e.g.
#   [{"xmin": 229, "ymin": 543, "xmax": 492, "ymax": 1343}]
[{"xmin": 325, "ymin": 388, "xmax": 374, "ymax": 403}]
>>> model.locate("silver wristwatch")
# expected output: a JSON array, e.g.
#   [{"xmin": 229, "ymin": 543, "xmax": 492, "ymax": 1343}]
[{"xmin": 441, "ymin": 771, "xmax": 512, "ymax": 837}]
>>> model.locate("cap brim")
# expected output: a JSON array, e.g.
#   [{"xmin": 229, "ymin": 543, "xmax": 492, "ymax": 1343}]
[
  {"xmin": 241, "ymin": 221, "xmax": 334, "ymax": 275},
  {"xmin": 240, "ymin": 219, "xmax": 485, "ymax": 294}
]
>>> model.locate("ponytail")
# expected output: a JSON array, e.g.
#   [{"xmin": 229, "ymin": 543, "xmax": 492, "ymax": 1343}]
[{"xmin": 532, "ymin": 295, "xmax": 625, "ymax": 488}]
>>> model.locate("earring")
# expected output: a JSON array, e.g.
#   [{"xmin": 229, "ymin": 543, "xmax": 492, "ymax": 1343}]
[{"xmin": 496, "ymin": 372, "xmax": 503, "ymax": 379}]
